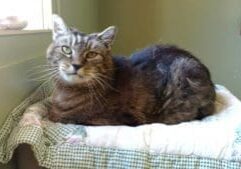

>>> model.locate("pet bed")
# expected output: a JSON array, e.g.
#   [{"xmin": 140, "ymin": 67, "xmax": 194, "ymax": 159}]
[{"xmin": 0, "ymin": 82, "xmax": 241, "ymax": 169}]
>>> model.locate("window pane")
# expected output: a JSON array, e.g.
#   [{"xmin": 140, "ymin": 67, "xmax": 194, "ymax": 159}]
[{"xmin": 0, "ymin": 0, "xmax": 52, "ymax": 30}]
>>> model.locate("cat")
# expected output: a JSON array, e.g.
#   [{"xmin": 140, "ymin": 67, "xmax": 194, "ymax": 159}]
[{"xmin": 46, "ymin": 15, "xmax": 216, "ymax": 126}]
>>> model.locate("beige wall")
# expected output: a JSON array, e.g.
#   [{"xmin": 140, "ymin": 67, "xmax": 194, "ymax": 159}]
[{"xmin": 98, "ymin": 0, "xmax": 241, "ymax": 98}]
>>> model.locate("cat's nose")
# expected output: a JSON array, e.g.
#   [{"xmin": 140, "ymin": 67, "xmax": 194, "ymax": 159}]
[{"xmin": 72, "ymin": 64, "xmax": 82, "ymax": 71}]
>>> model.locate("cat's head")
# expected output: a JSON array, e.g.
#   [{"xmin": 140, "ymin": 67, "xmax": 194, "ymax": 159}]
[{"xmin": 47, "ymin": 14, "xmax": 117, "ymax": 86}]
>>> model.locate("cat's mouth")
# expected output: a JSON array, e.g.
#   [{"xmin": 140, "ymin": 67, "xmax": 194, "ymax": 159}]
[
  {"xmin": 59, "ymin": 69, "xmax": 90, "ymax": 84},
  {"xmin": 66, "ymin": 72, "xmax": 84, "ymax": 79},
  {"xmin": 66, "ymin": 72, "xmax": 83, "ymax": 78},
  {"xmin": 66, "ymin": 72, "xmax": 78, "ymax": 76}
]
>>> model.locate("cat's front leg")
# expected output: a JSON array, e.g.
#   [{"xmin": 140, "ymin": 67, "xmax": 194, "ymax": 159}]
[
  {"xmin": 48, "ymin": 109, "xmax": 78, "ymax": 124},
  {"xmin": 19, "ymin": 101, "xmax": 49, "ymax": 127},
  {"xmin": 48, "ymin": 109, "xmax": 65, "ymax": 123}
]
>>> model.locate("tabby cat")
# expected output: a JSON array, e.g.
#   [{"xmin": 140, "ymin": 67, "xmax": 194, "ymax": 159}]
[{"xmin": 46, "ymin": 15, "xmax": 215, "ymax": 126}]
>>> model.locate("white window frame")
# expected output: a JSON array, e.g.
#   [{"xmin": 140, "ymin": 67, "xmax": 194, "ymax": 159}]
[
  {"xmin": 0, "ymin": 0, "xmax": 52, "ymax": 35},
  {"xmin": 42, "ymin": 0, "xmax": 53, "ymax": 30}
]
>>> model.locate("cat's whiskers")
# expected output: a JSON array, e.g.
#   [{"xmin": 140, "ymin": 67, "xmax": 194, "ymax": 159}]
[
  {"xmin": 28, "ymin": 65, "xmax": 58, "ymax": 73},
  {"xmin": 90, "ymin": 82, "xmax": 103, "ymax": 106},
  {"xmin": 99, "ymin": 67, "xmax": 115, "ymax": 71},
  {"xmin": 51, "ymin": 76, "xmax": 63, "ymax": 98},
  {"xmin": 31, "ymin": 64, "xmax": 51, "ymax": 67},
  {"xmin": 91, "ymin": 76, "xmax": 109, "ymax": 104},
  {"xmin": 88, "ymin": 80, "xmax": 107, "ymax": 107},
  {"xmin": 41, "ymin": 73, "xmax": 58, "ymax": 84},
  {"xmin": 91, "ymin": 75, "xmax": 106, "ymax": 91},
  {"xmin": 86, "ymin": 82, "xmax": 94, "ymax": 112},
  {"xmin": 27, "ymin": 65, "xmax": 58, "ymax": 80},
  {"xmin": 95, "ymin": 73, "xmax": 113, "ymax": 80},
  {"xmin": 94, "ymin": 75, "xmax": 119, "ymax": 92},
  {"xmin": 29, "ymin": 69, "xmax": 59, "ymax": 82},
  {"xmin": 28, "ymin": 69, "xmax": 58, "ymax": 79}
]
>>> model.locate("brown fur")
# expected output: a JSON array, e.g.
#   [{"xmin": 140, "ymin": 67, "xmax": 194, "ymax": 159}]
[
  {"xmin": 47, "ymin": 16, "xmax": 215, "ymax": 126},
  {"xmin": 48, "ymin": 45, "xmax": 215, "ymax": 126}
]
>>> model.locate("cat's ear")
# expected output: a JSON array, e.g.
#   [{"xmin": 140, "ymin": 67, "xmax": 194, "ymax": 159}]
[
  {"xmin": 52, "ymin": 14, "xmax": 69, "ymax": 40},
  {"xmin": 98, "ymin": 26, "xmax": 117, "ymax": 47}
]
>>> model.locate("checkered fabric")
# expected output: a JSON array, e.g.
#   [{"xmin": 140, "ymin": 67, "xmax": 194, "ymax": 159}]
[{"xmin": 0, "ymin": 82, "xmax": 241, "ymax": 169}]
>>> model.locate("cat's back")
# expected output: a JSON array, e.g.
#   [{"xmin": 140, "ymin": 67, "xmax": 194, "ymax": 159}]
[
  {"xmin": 130, "ymin": 44, "xmax": 204, "ymax": 69},
  {"xmin": 128, "ymin": 44, "xmax": 216, "ymax": 124},
  {"xmin": 129, "ymin": 44, "xmax": 213, "ymax": 87}
]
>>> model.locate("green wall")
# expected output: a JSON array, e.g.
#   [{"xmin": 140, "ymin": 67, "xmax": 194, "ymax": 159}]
[
  {"xmin": 1, "ymin": 0, "xmax": 241, "ymax": 168},
  {"xmin": 98, "ymin": 0, "xmax": 160, "ymax": 54},
  {"xmin": 0, "ymin": 0, "xmax": 98, "ymax": 130},
  {"xmin": 158, "ymin": 0, "xmax": 241, "ymax": 98},
  {"xmin": 53, "ymin": 0, "xmax": 98, "ymax": 32},
  {"xmin": 98, "ymin": 0, "xmax": 241, "ymax": 98},
  {"xmin": 0, "ymin": 1, "xmax": 98, "ymax": 168},
  {"xmin": 0, "ymin": 32, "xmax": 50, "ymax": 169}
]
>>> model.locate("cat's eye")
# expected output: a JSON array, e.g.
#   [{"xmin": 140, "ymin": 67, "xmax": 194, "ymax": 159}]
[
  {"xmin": 86, "ymin": 52, "xmax": 98, "ymax": 59},
  {"xmin": 61, "ymin": 46, "xmax": 72, "ymax": 55}
]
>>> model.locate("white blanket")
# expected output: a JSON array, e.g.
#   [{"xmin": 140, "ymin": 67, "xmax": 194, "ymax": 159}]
[{"xmin": 21, "ymin": 85, "xmax": 241, "ymax": 160}]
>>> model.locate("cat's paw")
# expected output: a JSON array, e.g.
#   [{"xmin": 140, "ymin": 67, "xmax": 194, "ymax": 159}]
[
  {"xmin": 19, "ymin": 103, "xmax": 47, "ymax": 127},
  {"xmin": 19, "ymin": 112, "xmax": 41, "ymax": 127}
]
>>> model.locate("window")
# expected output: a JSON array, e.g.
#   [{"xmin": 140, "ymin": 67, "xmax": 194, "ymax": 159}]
[{"xmin": 0, "ymin": 0, "xmax": 52, "ymax": 30}]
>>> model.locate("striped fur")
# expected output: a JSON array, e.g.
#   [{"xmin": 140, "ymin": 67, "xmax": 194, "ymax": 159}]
[{"xmin": 46, "ymin": 15, "xmax": 215, "ymax": 126}]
